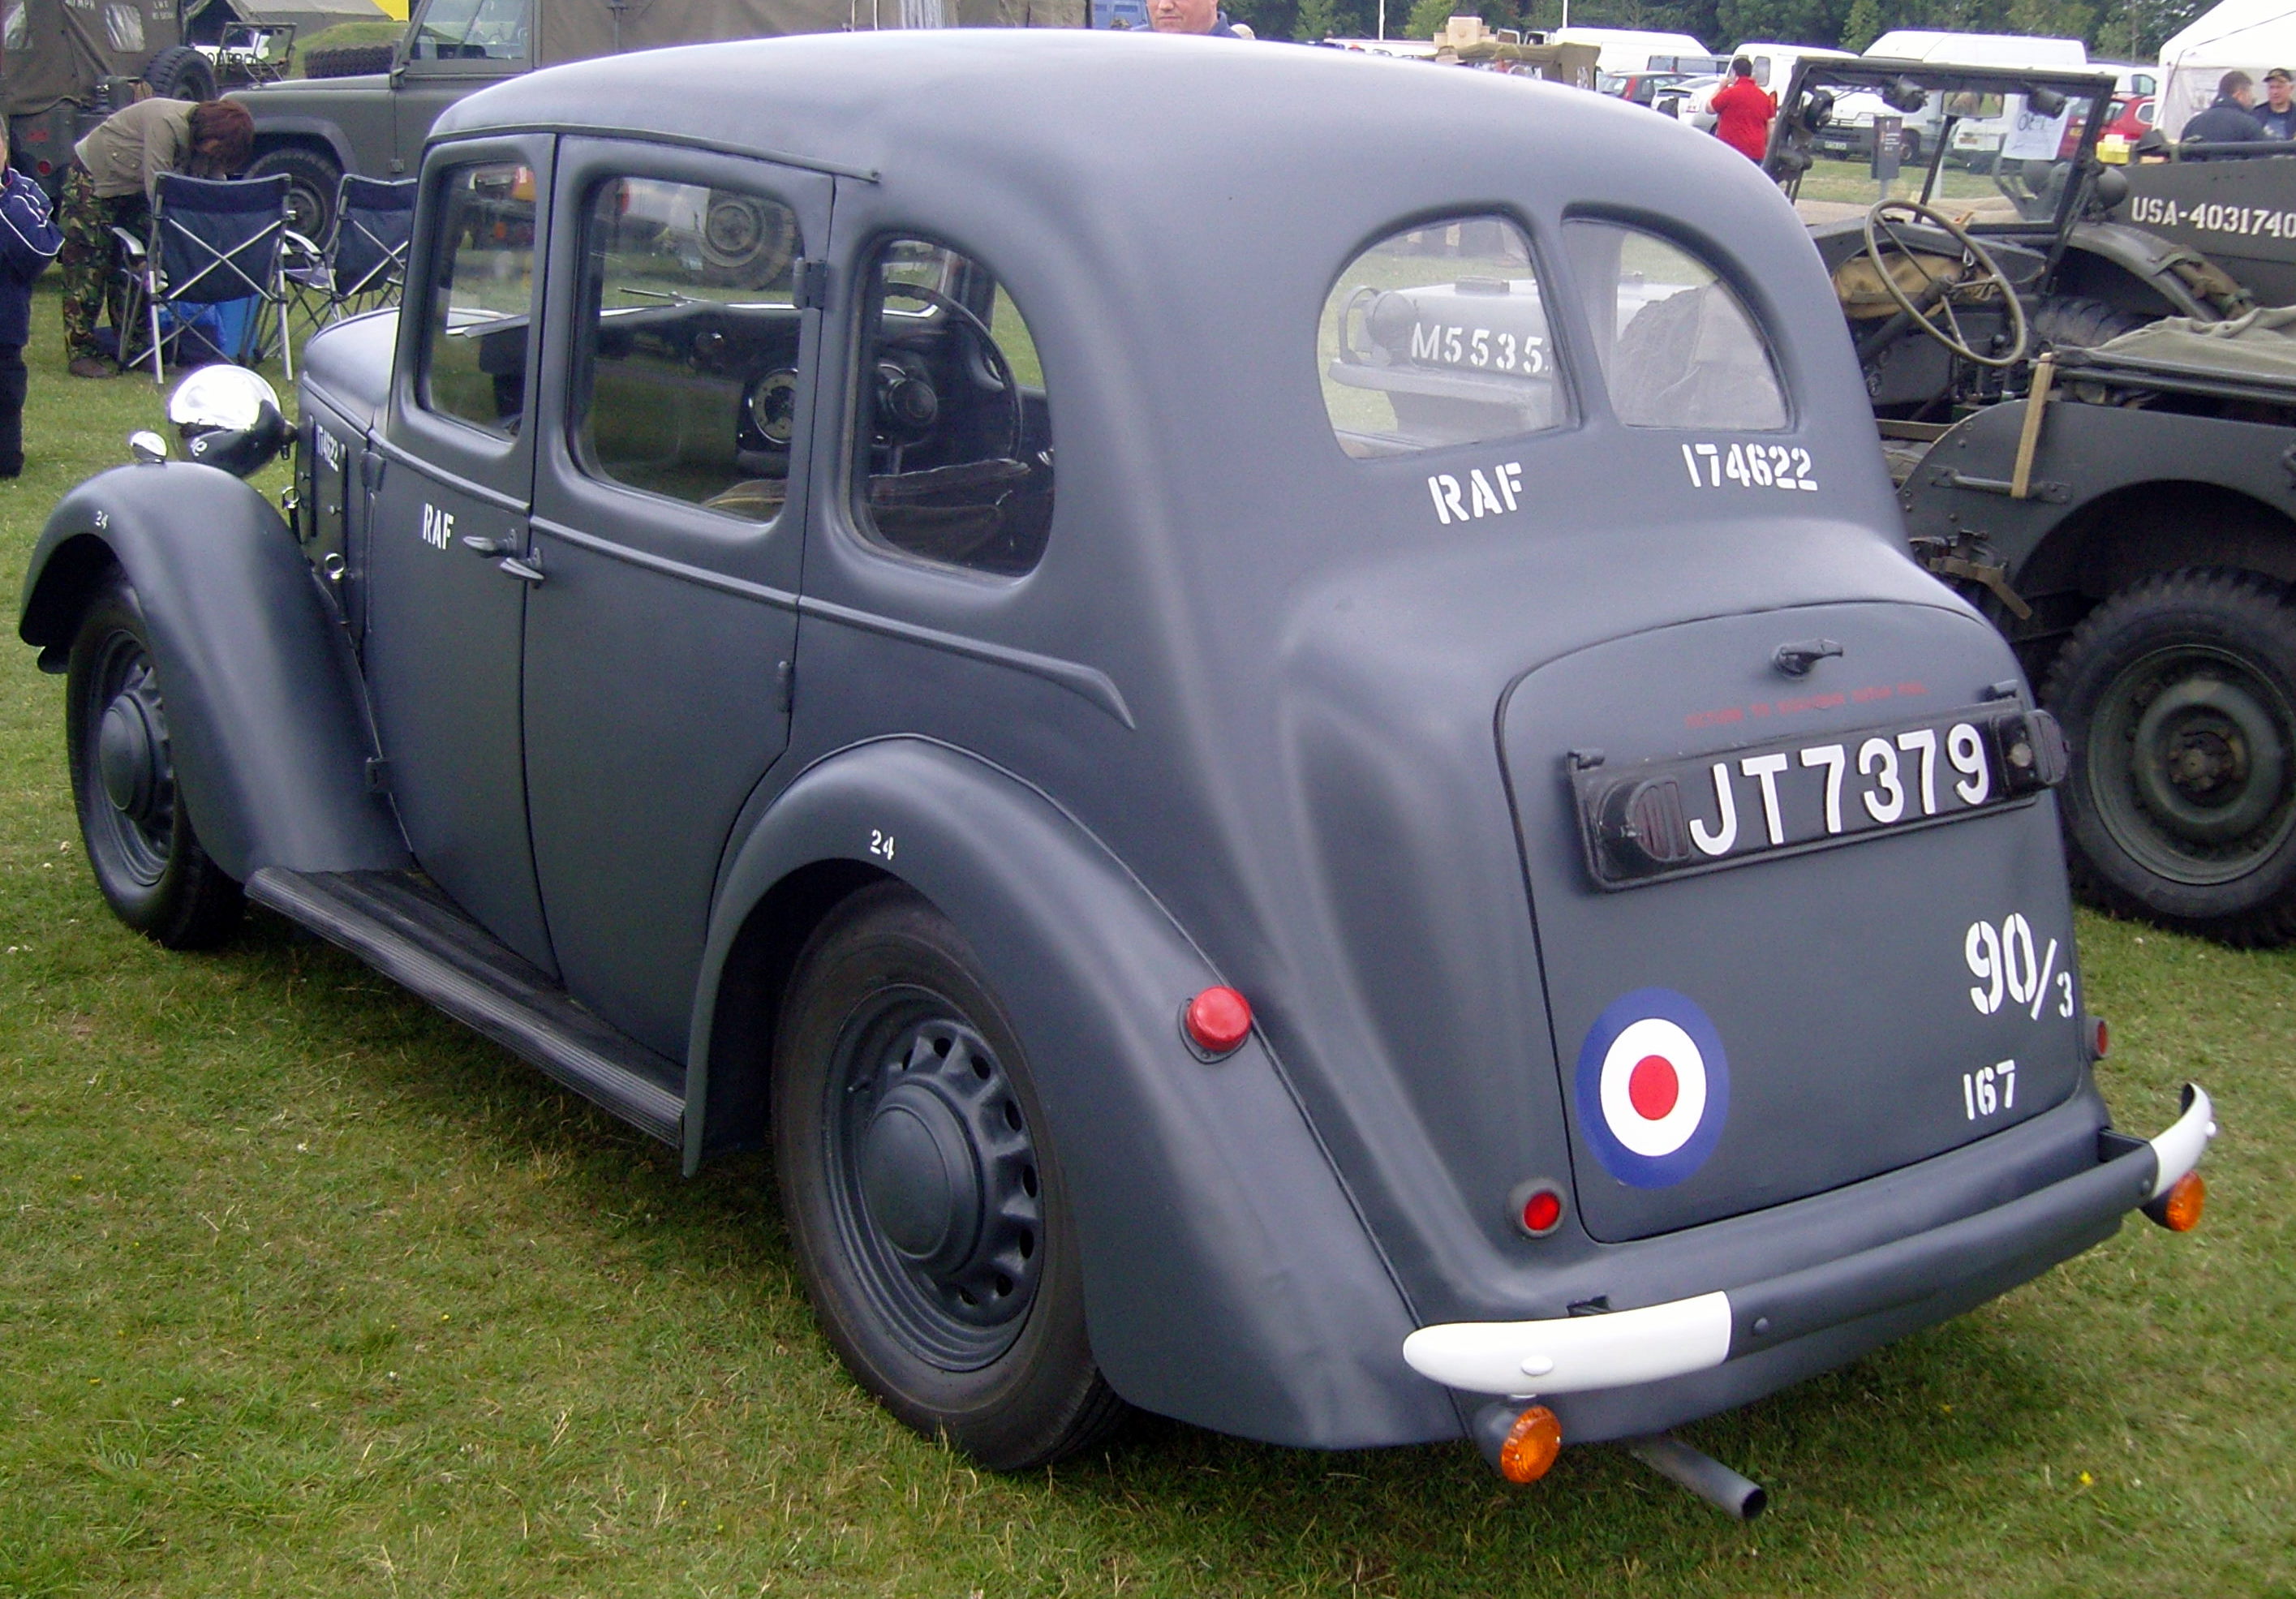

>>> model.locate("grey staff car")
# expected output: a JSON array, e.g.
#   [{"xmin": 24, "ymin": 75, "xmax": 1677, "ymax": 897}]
[{"xmin": 16, "ymin": 34, "xmax": 2216, "ymax": 1494}]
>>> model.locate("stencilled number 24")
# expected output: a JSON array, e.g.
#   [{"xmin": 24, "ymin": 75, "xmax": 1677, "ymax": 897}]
[{"xmin": 868, "ymin": 829, "xmax": 896, "ymax": 862}]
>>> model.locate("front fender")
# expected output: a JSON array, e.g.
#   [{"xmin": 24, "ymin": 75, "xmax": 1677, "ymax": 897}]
[
  {"xmin": 18, "ymin": 462, "xmax": 408, "ymax": 879},
  {"xmin": 688, "ymin": 737, "xmax": 1456, "ymax": 1450}
]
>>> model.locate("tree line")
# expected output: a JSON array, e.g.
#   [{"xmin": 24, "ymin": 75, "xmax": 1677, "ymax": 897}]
[{"xmin": 1251, "ymin": 0, "xmax": 2208, "ymax": 66}]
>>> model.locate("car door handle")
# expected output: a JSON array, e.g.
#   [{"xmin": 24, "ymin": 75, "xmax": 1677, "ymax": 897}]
[
  {"xmin": 460, "ymin": 533, "xmax": 514, "ymax": 556},
  {"xmin": 495, "ymin": 553, "xmax": 544, "ymax": 585}
]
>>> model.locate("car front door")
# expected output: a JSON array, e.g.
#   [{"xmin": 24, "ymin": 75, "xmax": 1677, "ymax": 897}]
[
  {"xmin": 367, "ymin": 136, "xmax": 555, "ymax": 970},
  {"xmin": 520, "ymin": 140, "xmax": 830, "ymax": 1058},
  {"xmin": 389, "ymin": 0, "xmax": 529, "ymax": 176}
]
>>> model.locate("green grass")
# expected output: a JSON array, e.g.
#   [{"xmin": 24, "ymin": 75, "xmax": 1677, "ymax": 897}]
[{"xmin": 2, "ymin": 277, "xmax": 2294, "ymax": 1595}]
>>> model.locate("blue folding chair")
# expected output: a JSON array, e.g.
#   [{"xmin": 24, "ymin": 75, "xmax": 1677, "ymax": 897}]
[
  {"xmin": 115, "ymin": 172, "xmax": 295, "ymax": 385},
  {"xmin": 285, "ymin": 174, "xmax": 416, "ymax": 330}
]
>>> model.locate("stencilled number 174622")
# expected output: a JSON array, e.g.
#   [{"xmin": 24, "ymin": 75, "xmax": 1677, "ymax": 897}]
[{"xmin": 1681, "ymin": 441, "xmax": 1818, "ymax": 492}]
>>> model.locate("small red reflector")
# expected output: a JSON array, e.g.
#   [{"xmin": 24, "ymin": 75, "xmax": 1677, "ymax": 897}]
[
  {"xmin": 1522, "ymin": 1189, "xmax": 1563, "ymax": 1234},
  {"xmin": 35, "ymin": 158, "xmax": 50, "ymax": 175},
  {"xmin": 1183, "ymin": 986, "xmax": 1251, "ymax": 1055},
  {"xmin": 2092, "ymin": 1016, "xmax": 2109, "ymax": 1059}
]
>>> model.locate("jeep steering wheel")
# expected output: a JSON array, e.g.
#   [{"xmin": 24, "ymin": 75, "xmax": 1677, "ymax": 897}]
[
  {"xmin": 1860, "ymin": 197, "xmax": 2030, "ymax": 368},
  {"xmin": 880, "ymin": 282, "xmax": 1025, "ymax": 460}
]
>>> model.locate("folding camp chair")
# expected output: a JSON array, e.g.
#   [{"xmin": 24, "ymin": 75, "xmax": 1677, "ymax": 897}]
[
  {"xmin": 115, "ymin": 172, "xmax": 295, "ymax": 385},
  {"xmin": 284, "ymin": 174, "xmax": 416, "ymax": 331}
]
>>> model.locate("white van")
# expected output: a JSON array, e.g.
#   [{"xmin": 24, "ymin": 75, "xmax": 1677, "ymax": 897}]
[
  {"xmin": 1864, "ymin": 28, "xmax": 2089, "ymax": 69},
  {"xmin": 1731, "ymin": 41, "xmax": 1855, "ymax": 92},
  {"xmin": 1553, "ymin": 26, "xmax": 1710, "ymax": 75}
]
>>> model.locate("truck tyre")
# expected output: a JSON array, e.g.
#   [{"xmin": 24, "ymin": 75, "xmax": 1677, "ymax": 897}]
[
  {"xmin": 2044, "ymin": 568, "xmax": 2296, "ymax": 945},
  {"xmin": 303, "ymin": 43, "xmax": 397, "ymax": 78},
  {"xmin": 246, "ymin": 144, "xmax": 340, "ymax": 243},
  {"xmin": 772, "ymin": 883, "xmax": 1127, "ymax": 1471},
  {"xmin": 65, "ymin": 571, "xmax": 244, "ymax": 949},
  {"xmin": 2032, "ymin": 297, "xmax": 2144, "ymax": 353},
  {"xmin": 143, "ymin": 45, "xmax": 217, "ymax": 104}
]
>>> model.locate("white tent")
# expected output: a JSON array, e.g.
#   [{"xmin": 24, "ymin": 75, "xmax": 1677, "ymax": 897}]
[{"xmin": 2159, "ymin": 0, "xmax": 2296, "ymax": 137}]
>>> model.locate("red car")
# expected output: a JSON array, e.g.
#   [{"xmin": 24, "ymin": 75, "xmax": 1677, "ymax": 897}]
[{"xmin": 2062, "ymin": 94, "xmax": 2154, "ymax": 162}]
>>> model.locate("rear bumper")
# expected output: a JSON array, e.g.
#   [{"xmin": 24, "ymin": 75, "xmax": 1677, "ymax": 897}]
[{"xmin": 1403, "ymin": 1083, "xmax": 2214, "ymax": 1398}]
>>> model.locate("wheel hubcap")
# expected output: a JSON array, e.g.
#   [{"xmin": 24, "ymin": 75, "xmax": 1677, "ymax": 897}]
[
  {"xmin": 2092, "ymin": 643, "xmax": 2296, "ymax": 886},
  {"xmin": 82, "ymin": 637, "xmax": 176, "ymax": 888},
  {"xmin": 829, "ymin": 996, "xmax": 1044, "ymax": 1369}
]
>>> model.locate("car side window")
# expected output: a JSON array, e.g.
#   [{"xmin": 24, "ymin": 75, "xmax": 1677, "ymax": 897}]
[
  {"xmin": 572, "ymin": 176, "xmax": 804, "ymax": 522},
  {"xmin": 406, "ymin": 0, "xmax": 528, "ymax": 62},
  {"xmin": 1565, "ymin": 221, "xmax": 1786, "ymax": 432},
  {"xmin": 1319, "ymin": 217, "xmax": 1562, "ymax": 458},
  {"xmin": 852, "ymin": 239, "xmax": 1052, "ymax": 577},
  {"xmin": 422, "ymin": 161, "xmax": 537, "ymax": 436}
]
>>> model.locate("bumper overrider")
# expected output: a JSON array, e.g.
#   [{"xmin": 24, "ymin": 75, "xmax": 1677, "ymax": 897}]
[{"xmin": 1404, "ymin": 1085, "xmax": 2216, "ymax": 1473}]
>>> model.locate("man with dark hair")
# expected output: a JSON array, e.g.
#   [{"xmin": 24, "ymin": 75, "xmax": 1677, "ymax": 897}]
[
  {"xmin": 1709, "ymin": 55, "xmax": 1776, "ymax": 162},
  {"xmin": 2183, "ymin": 70, "xmax": 2269, "ymax": 150},
  {"xmin": 58, "ymin": 97, "xmax": 256, "ymax": 377},
  {"xmin": 2259, "ymin": 67, "xmax": 2296, "ymax": 138}
]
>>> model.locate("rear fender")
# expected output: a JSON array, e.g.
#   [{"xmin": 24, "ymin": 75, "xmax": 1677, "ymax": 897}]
[
  {"xmin": 17, "ymin": 462, "xmax": 409, "ymax": 879},
  {"xmin": 686, "ymin": 737, "xmax": 1455, "ymax": 1449}
]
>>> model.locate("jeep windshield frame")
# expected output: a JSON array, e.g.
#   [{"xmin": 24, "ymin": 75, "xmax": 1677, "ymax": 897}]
[{"xmin": 1767, "ymin": 58, "xmax": 2118, "ymax": 260}]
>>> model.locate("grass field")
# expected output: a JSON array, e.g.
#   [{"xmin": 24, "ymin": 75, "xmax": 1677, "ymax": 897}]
[{"xmin": 1, "ymin": 279, "xmax": 2292, "ymax": 1597}]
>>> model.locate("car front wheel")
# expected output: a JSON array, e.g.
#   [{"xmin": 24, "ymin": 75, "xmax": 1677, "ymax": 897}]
[
  {"xmin": 772, "ymin": 883, "xmax": 1124, "ymax": 1470},
  {"xmin": 65, "ymin": 572, "xmax": 243, "ymax": 948},
  {"xmin": 2045, "ymin": 567, "xmax": 2296, "ymax": 945}
]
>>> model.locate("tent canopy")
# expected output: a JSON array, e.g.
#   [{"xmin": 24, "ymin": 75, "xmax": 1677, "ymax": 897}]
[{"xmin": 2159, "ymin": 0, "xmax": 2296, "ymax": 136}]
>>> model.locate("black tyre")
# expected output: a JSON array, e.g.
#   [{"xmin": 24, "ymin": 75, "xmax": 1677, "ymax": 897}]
[
  {"xmin": 1898, "ymin": 128, "xmax": 1922, "ymax": 163},
  {"xmin": 772, "ymin": 883, "xmax": 1125, "ymax": 1470},
  {"xmin": 698, "ymin": 190, "xmax": 798, "ymax": 288},
  {"xmin": 143, "ymin": 45, "xmax": 217, "ymax": 104},
  {"xmin": 303, "ymin": 42, "xmax": 397, "ymax": 78},
  {"xmin": 65, "ymin": 573, "xmax": 244, "ymax": 949},
  {"xmin": 2044, "ymin": 569, "xmax": 2296, "ymax": 945},
  {"xmin": 245, "ymin": 144, "xmax": 340, "ymax": 243},
  {"xmin": 2032, "ymin": 296, "xmax": 2145, "ymax": 354}
]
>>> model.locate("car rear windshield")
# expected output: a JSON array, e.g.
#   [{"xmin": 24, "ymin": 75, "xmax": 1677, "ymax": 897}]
[
  {"xmin": 1563, "ymin": 221, "xmax": 1786, "ymax": 431},
  {"xmin": 1319, "ymin": 217, "xmax": 1562, "ymax": 459}
]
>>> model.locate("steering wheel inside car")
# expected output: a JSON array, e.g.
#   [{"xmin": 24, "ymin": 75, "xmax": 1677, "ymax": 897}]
[
  {"xmin": 1860, "ymin": 197, "xmax": 2030, "ymax": 368},
  {"xmin": 879, "ymin": 281, "xmax": 1025, "ymax": 460}
]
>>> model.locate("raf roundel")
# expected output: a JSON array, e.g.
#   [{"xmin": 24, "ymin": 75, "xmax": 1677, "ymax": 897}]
[{"xmin": 1575, "ymin": 988, "xmax": 1730, "ymax": 1189}]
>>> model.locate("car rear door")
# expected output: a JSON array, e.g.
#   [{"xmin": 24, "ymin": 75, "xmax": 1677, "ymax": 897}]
[{"xmin": 519, "ymin": 140, "xmax": 831, "ymax": 1060}]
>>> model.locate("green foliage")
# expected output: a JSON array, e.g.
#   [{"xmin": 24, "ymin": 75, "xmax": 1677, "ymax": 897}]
[
  {"xmin": 1406, "ymin": 0, "xmax": 1456, "ymax": 37},
  {"xmin": 1292, "ymin": 0, "xmax": 1342, "ymax": 38},
  {"xmin": 1839, "ymin": 0, "xmax": 1885, "ymax": 47}
]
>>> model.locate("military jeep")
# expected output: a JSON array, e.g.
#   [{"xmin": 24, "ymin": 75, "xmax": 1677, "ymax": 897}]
[{"xmin": 18, "ymin": 36, "xmax": 2213, "ymax": 1498}]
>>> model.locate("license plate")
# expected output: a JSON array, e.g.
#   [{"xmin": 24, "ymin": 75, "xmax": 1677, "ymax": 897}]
[{"xmin": 1572, "ymin": 705, "xmax": 2061, "ymax": 889}]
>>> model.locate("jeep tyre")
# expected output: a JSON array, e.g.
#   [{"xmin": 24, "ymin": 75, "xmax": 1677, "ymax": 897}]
[
  {"xmin": 65, "ymin": 572, "xmax": 244, "ymax": 948},
  {"xmin": 2044, "ymin": 568, "xmax": 2296, "ymax": 944},
  {"xmin": 2031, "ymin": 296, "xmax": 2145, "ymax": 354},
  {"xmin": 303, "ymin": 42, "xmax": 397, "ymax": 78},
  {"xmin": 772, "ymin": 883, "xmax": 1125, "ymax": 1470},
  {"xmin": 143, "ymin": 45, "xmax": 217, "ymax": 104},
  {"xmin": 246, "ymin": 144, "xmax": 341, "ymax": 244}
]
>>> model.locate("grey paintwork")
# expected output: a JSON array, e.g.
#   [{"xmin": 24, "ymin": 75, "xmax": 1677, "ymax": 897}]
[{"xmin": 21, "ymin": 34, "xmax": 2178, "ymax": 1454}]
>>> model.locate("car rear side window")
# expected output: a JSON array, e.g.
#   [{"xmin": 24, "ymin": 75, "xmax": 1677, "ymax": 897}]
[
  {"xmin": 1564, "ymin": 221, "xmax": 1786, "ymax": 431},
  {"xmin": 851, "ymin": 238, "xmax": 1052, "ymax": 577},
  {"xmin": 421, "ymin": 161, "xmax": 536, "ymax": 436},
  {"xmin": 1320, "ymin": 217, "xmax": 1560, "ymax": 459},
  {"xmin": 572, "ymin": 176, "xmax": 804, "ymax": 522}
]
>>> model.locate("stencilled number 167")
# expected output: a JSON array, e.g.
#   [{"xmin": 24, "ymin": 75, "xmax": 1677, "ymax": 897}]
[{"xmin": 1963, "ymin": 1059, "xmax": 2015, "ymax": 1120}]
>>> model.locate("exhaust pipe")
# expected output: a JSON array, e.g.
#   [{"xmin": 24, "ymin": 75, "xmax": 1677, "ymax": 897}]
[{"xmin": 1623, "ymin": 1434, "xmax": 1767, "ymax": 1519}]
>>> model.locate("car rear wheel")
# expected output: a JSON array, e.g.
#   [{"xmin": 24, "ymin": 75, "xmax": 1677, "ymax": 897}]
[
  {"xmin": 65, "ymin": 572, "xmax": 244, "ymax": 948},
  {"xmin": 2044, "ymin": 568, "xmax": 2296, "ymax": 945},
  {"xmin": 772, "ymin": 883, "xmax": 1125, "ymax": 1470}
]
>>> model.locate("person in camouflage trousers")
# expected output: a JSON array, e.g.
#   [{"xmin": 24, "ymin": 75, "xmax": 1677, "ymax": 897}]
[
  {"xmin": 57, "ymin": 165, "xmax": 145, "ymax": 376},
  {"xmin": 58, "ymin": 97, "xmax": 253, "ymax": 377}
]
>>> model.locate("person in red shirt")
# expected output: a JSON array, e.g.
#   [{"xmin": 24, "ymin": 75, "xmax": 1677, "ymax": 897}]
[{"xmin": 1709, "ymin": 57, "xmax": 1777, "ymax": 163}]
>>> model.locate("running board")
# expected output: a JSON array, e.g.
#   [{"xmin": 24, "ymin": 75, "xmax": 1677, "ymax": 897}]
[{"xmin": 247, "ymin": 868, "xmax": 686, "ymax": 1147}]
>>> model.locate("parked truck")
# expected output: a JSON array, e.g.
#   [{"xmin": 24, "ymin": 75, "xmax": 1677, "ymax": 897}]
[{"xmin": 230, "ymin": 0, "xmax": 1081, "ymax": 240}]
